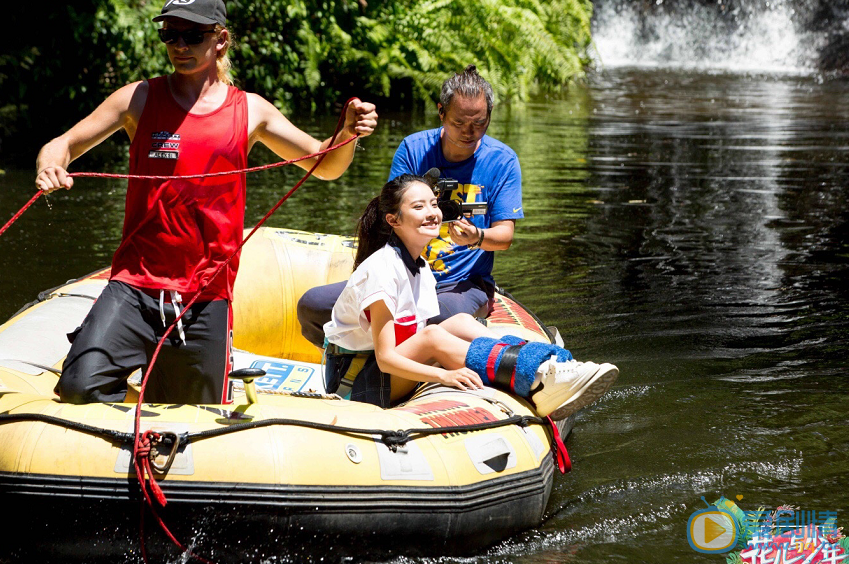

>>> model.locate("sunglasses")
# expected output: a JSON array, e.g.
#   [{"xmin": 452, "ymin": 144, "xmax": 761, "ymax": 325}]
[{"xmin": 158, "ymin": 28, "xmax": 216, "ymax": 45}]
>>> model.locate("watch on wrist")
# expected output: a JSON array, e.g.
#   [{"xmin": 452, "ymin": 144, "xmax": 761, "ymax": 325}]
[{"xmin": 469, "ymin": 227, "xmax": 485, "ymax": 250}]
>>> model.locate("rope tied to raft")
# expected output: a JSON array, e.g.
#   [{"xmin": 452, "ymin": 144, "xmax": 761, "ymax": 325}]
[
  {"xmin": 135, "ymin": 430, "xmax": 168, "ymax": 506},
  {"xmin": 0, "ymin": 411, "xmax": 566, "ymax": 459},
  {"xmin": 381, "ymin": 429, "xmax": 412, "ymax": 448}
]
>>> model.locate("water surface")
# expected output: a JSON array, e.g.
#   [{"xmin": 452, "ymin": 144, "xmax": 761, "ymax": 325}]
[{"xmin": 0, "ymin": 67, "xmax": 847, "ymax": 562}]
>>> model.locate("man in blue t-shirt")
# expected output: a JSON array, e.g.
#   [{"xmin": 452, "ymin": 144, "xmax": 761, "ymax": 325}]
[{"xmin": 298, "ymin": 65, "xmax": 522, "ymax": 347}]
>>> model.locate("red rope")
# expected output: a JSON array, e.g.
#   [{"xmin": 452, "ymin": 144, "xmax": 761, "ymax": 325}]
[
  {"xmin": 136, "ymin": 431, "xmax": 167, "ymax": 506},
  {"xmin": 546, "ymin": 416, "xmax": 572, "ymax": 474},
  {"xmin": 68, "ymin": 134, "xmax": 357, "ymax": 181},
  {"xmin": 0, "ymin": 191, "xmax": 42, "ymax": 238},
  {"xmin": 134, "ymin": 431, "xmax": 216, "ymax": 564},
  {"xmin": 131, "ymin": 97, "xmax": 359, "ymax": 563},
  {"xmin": 0, "ymin": 133, "xmax": 357, "ymax": 240}
]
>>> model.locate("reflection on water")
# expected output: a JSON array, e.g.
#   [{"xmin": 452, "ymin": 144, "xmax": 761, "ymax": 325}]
[
  {"xmin": 1, "ymin": 67, "xmax": 848, "ymax": 562},
  {"xmin": 503, "ymin": 69, "xmax": 849, "ymax": 564}
]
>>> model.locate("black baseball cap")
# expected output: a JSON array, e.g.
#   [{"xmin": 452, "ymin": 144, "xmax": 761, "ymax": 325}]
[{"xmin": 153, "ymin": 0, "xmax": 227, "ymax": 26}]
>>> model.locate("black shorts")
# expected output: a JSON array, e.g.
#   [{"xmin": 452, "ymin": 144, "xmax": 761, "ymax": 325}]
[{"xmin": 56, "ymin": 280, "xmax": 233, "ymax": 404}]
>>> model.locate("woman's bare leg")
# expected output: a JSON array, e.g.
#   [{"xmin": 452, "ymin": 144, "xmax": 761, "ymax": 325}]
[
  {"xmin": 388, "ymin": 315, "xmax": 499, "ymax": 402},
  {"xmin": 394, "ymin": 324, "xmax": 470, "ymax": 369},
  {"xmin": 389, "ymin": 324, "xmax": 474, "ymax": 401}
]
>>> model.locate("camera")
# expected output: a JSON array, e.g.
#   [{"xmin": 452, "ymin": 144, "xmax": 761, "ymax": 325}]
[{"xmin": 434, "ymin": 177, "xmax": 487, "ymax": 223}]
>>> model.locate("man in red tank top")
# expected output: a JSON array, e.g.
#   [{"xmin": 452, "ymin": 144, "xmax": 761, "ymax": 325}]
[{"xmin": 33, "ymin": 0, "xmax": 378, "ymax": 405}]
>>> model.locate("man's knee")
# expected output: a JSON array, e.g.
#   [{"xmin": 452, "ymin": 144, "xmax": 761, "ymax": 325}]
[
  {"xmin": 55, "ymin": 371, "xmax": 107, "ymax": 404},
  {"xmin": 297, "ymin": 290, "xmax": 328, "ymax": 347},
  {"xmin": 57, "ymin": 355, "xmax": 130, "ymax": 404},
  {"xmin": 54, "ymin": 377, "xmax": 85, "ymax": 404},
  {"xmin": 297, "ymin": 282, "xmax": 345, "ymax": 347}
]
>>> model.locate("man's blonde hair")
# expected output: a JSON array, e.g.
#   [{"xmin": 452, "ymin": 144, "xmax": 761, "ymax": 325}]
[{"xmin": 215, "ymin": 25, "xmax": 234, "ymax": 86}]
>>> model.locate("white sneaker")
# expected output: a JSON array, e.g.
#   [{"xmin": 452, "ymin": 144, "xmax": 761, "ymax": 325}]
[{"xmin": 530, "ymin": 357, "xmax": 618, "ymax": 420}]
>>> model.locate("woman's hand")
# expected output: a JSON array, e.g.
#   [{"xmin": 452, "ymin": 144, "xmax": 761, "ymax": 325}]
[{"xmin": 439, "ymin": 367, "xmax": 484, "ymax": 391}]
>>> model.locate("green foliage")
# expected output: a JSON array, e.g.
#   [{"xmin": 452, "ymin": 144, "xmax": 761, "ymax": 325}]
[
  {"xmin": 725, "ymin": 551, "xmax": 743, "ymax": 564},
  {"xmin": 229, "ymin": 0, "xmax": 592, "ymax": 112},
  {"xmin": 360, "ymin": 0, "xmax": 592, "ymax": 103},
  {"xmin": 1, "ymin": 0, "xmax": 591, "ymax": 157},
  {"xmin": 1, "ymin": 0, "xmax": 170, "ymax": 156}
]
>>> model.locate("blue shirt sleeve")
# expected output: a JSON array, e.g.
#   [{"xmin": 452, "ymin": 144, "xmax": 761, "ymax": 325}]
[
  {"xmin": 488, "ymin": 150, "xmax": 523, "ymax": 222},
  {"xmin": 389, "ymin": 138, "xmax": 415, "ymax": 181}
]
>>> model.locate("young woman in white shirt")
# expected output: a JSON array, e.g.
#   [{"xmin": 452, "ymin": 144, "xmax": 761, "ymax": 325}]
[{"xmin": 324, "ymin": 174, "xmax": 618, "ymax": 419}]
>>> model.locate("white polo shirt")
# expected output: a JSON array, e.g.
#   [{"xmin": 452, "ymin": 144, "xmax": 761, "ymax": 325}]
[{"xmin": 324, "ymin": 236, "xmax": 440, "ymax": 351}]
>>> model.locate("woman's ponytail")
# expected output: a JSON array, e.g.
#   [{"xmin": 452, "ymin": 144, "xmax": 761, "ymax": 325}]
[{"xmin": 354, "ymin": 195, "xmax": 389, "ymax": 268}]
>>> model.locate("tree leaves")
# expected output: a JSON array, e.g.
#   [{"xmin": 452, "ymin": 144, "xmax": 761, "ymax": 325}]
[{"xmin": 1, "ymin": 0, "xmax": 591, "ymax": 156}]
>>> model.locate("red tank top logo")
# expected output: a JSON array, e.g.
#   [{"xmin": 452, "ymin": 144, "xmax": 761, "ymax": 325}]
[{"xmin": 148, "ymin": 131, "xmax": 181, "ymax": 159}]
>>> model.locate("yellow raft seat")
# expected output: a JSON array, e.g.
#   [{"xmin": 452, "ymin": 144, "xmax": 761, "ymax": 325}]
[{"xmin": 0, "ymin": 227, "xmax": 570, "ymax": 559}]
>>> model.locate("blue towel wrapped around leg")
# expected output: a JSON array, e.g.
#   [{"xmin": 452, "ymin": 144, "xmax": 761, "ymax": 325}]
[
  {"xmin": 465, "ymin": 336, "xmax": 573, "ymax": 397},
  {"xmin": 465, "ymin": 337, "xmax": 499, "ymax": 386},
  {"xmin": 496, "ymin": 334, "xmax": 525, "ymax": 346}
]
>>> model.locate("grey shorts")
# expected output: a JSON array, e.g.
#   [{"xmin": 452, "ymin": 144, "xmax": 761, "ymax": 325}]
[{"xmin": 56, "ymin": 280, "xmax": 233, "ymax": 405}]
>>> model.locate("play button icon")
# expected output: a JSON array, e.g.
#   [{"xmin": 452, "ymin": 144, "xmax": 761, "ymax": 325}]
[
  {"xmin": 704, "ymin": 515, "xmax": 730, "ymax": 543},
  {"xmin": 688, "ymin": 507, "xmax": 738, "ymax": 553}
]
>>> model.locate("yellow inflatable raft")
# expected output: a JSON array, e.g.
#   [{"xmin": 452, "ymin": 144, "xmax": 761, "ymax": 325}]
[{"xmin": 0, "ymin": 227, "xmax": 571, "ymax": 560}]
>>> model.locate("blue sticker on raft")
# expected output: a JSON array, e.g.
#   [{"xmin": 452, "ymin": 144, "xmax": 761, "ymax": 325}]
[{"xmin": 248, "ymin": 361, "xmax": 315, "ymax": 392}]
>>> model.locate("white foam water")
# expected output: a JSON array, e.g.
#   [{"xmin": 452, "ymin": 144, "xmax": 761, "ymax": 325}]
[{"xmin": 591, "ymin": 0, "xmax": 829, "ymax": 74}]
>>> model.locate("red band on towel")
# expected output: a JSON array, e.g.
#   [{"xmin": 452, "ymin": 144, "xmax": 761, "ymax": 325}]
[{"xmin": 486, "ymin": 343, "xmax": 508, "ymax": 385}]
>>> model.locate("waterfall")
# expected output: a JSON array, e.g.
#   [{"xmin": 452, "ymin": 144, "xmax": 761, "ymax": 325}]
[{"xmin": 591, "ymin": 0, "xmax": 847, "ymax": 74}]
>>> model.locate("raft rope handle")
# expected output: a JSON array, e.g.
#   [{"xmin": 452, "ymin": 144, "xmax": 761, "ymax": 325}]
[
  {"xmin": 0, "ymin": 412, "xmax": 548, "ymax": 450},
  {"xmin": 185, "ymin": 413, "xmax": 544, "ymax": 450},
  {"xmin": 0, "ymin": 412, "xmax": 135, "ymax": 442},
  {"xmin": 130, "ymin": 98, "xmax": 359, "ymax": 564}
]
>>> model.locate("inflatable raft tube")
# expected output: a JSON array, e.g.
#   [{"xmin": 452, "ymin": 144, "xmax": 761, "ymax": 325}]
[{"xmin": 0, "ymin": 227, "xmax": 572, "ymax": 560}]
